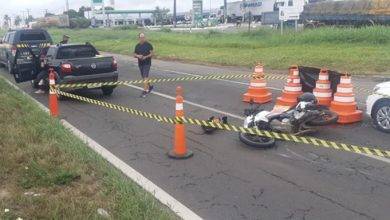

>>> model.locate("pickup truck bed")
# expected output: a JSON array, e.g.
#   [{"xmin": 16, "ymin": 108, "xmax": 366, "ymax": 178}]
[{"xmin": 28, "ymin": 43, "xmax": 119, "ymax": 96}]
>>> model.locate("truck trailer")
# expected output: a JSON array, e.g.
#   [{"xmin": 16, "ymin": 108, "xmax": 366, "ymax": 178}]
[{"xmin": 301, "ymin": 0, "xmax": 390, "ymax": 26}]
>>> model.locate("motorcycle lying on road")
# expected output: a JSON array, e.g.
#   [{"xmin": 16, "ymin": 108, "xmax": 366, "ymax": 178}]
[{"xmin": 239, "ymin": 93, "xmax": 339, "ymax": 148}]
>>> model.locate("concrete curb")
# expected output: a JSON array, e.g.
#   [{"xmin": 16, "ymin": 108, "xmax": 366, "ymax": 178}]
[{"xmin": 0, "ymin": 75, "xmax": 203, "ymax": 220}]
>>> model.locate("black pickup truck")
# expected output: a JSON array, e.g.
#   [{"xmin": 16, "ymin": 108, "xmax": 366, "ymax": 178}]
[
  {"xmin": 0, "ymin": 28, "xmax": 52, "ymax": 75},
  {"xmin": 28, "ymin": 43, "xmax": 119, "ymax": 95}
]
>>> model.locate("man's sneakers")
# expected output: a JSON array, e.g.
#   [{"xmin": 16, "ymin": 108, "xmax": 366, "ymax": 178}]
[
  {"xmin": 148, "ymin": 85, "xmax": 154, "ymax": 94},
  {"xmin": 34, "ymin": 89, "xmax": 45, "ymax": 94},
  {"xmin": 140, "ymin": 85, "xmax": 154, "ymax": 98},
  {"xmin": 140, "ymin": 91, "xmax": 147, "ymax": 98}
]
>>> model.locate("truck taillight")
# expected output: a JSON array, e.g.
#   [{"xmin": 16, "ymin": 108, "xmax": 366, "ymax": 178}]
[
  {"xmin": 61, "ymin": 63, "xmax": 72, "ymax": 74},
  {"xmin": 11, "ymin": 46, "xmax": 17, "ymax": 56},
  {"xmin": 112, "ymin": 58, "xmax": 118, "ymax": 71}
]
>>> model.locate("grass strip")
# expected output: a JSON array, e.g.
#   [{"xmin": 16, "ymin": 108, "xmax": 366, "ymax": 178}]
[
  {"xmin": 0, "ymin": 77, "xmax": 177, "ymax": 219},
  {"xmin": 47, "ymin": 26, "xmax": 390, "ymax": 74}
]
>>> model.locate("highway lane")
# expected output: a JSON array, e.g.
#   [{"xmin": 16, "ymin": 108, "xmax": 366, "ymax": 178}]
[{"xmin": 2, "ymin": 55, "xmax": 390, "ymax": 220}]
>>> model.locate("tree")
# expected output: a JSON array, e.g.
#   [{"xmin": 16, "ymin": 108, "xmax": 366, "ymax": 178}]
[
  {"xmin": 25, "ymin": 15, "xmax": 34, "ymax": 25},
  {"xmin": 78, "ymin": 6, "xmax": 87, "ymax": 17},
  {"xmin": 64, "ymin": 9, "xmax": 80, "ymax": 19},
  {"xmin": 45, "ymin": 12, "xmax": 55, "ymax": 17},
  {"xmin": 14, "ymin": 16, "xmax": 22, "ymax": 26},
  {"xmin": 3, "ymin": 14, "xmax": 11, "ymax": 27},
  {"xmin": 152, "ymin": 7, "xmax": 170, "ymax": 26}
]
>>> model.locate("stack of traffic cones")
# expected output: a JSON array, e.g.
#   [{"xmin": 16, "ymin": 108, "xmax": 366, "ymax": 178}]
[
  {"xmin": 242, "ymin": 64, "xmax": 272, "ymax": 104},
  {"xmin": 330, "ymin": 74, "xmax": 362, "ymax": 124},
  {"xmin": 313, "ymin": 68, "xmax": 333, "ymax": 106},
  {"xmin": 274, "ymin": 65, "xmax": 303, "ymax": 109},
  {"xmin": 48, "ymin": 68, "xmax": 59, "ymax": 117},
  {"xmin": 168, "ymin": 86, "xmax": 193, "ymax": 159}
]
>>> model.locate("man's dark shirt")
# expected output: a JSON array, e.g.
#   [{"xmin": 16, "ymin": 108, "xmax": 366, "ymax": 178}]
[{"xmin": 134, "ymin": 42, "xmax": 153, "ymax": 66}]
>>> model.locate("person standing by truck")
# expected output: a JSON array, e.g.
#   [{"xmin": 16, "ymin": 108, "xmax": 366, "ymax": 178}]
[
  {"xmin": 60, "ymin": 35, "xmax": 70, "ymax": 44},
  {"xmin": 134, "ymin": 32, "xmax": 154, "ymax": 98}
]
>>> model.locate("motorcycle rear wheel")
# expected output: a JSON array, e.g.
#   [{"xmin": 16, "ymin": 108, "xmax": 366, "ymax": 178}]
[
  {"xmin": 239, "ymin": 132, "xmax": 276, "ymax": 148},
  {"xmin": 307, "ymin": 110, "xmax": 338, "ymax": 126}
]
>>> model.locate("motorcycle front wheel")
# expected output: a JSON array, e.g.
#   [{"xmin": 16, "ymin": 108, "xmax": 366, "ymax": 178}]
[
  {"xmin": 239, "ymin": 132, "xmax": 276, "ymax": 148},
  {"xmin": 307, "ymin": 110, "xmax": 338, "ymax": 126}
]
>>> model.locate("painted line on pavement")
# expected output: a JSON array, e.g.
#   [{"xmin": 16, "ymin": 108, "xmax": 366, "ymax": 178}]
[
  {"xmin": 155, "ymin": 68, "xmax": 283, "ymax": 91},
  {"xmin": 154, "ymin": 68, "xmax": 367, "ymax": 105},
  {"xmin": 0, "ymin": 75, "xmax": 203, "ymax": 220},
  {"xmin": 62, "ymin": 120, "xmax": 203, "ymax": 220},
  {"xmin": 125, "ymin": 83, "xmax": 245, "ymax": 120},
  {"xmin": 123, "ymin": 82, "xmax": 390, "ymax": 164}
]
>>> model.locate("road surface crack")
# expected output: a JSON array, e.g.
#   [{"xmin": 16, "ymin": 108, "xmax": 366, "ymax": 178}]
[{"xmin": 259, "ymin": 168, "xmax": 375, "ymax": 220}]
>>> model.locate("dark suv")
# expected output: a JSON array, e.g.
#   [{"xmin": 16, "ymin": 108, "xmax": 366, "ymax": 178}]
[{"xmin": 0, "ymin": 29, "xmax": 52, "ymax": 75}]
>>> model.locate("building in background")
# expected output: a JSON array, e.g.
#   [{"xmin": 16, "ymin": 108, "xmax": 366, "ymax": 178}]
[{"xmin": 89, "ymin": 0, "xmax": 157, "ymax": 27}]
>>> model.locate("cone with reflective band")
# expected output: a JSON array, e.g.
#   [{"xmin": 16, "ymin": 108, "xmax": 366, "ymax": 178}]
[
  {"xmin": 288, "ymin": 65, "xmax": 299, "ymax": 77},
  {"xmin": 330, "ymin": 75, "xmax": 362, "ymax": 124},
  {"xmin": 49, "ymin": 68, "xmax": 59, "ymax": 117},
  {"xmin": 313, "ymin": 68, "xmax": 333, "ymax": 106},
  {"xmin": 242, "ymin": 64, "xmax": 272, "ymax": 104},
  {"xmin": 254, "ymin": 63, "xmax": 264, "ymax": 75},
  {"xmin": 275, "ymin": 66, "xmax": 303, "ymax": 108},
  {"xmin": 168, "ymin": 86, "xmax": 193, "ymax": 159}
]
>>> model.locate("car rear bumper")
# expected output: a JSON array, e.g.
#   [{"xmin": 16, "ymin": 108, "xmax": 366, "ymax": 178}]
[{"xmin": 59, "ymin": 71, "xmax": 119, "ymax": 88}]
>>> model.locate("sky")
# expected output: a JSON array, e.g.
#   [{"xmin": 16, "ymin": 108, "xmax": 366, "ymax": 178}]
[{"xmin": 0, "ymin": 0, "xmax": 230, "ymax": 19}]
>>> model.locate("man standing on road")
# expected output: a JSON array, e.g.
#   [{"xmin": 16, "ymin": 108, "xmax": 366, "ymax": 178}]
[{"xmin": 134, "ymin": 32, "xmax": 154, "ymax": 98}]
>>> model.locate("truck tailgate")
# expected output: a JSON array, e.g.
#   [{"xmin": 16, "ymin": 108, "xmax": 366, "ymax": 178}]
[{"xmin": 66, "ymin": 56, "xmax": 114, "ymax": 76}]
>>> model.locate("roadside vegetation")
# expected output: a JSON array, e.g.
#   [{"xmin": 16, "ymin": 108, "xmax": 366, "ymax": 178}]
[
  {"xmin": 48, "ymin": 26, "xmax": 390, "ymax": 74},
  {"xmin": 0, "ymin": 78, "xmax": 176, "ymax": 219}
]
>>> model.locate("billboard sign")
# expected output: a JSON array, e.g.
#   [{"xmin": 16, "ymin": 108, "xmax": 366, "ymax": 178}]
[
  {"xmin": 192, "ymin": 0, "xmax": 203, "ymax": 25},
  {"xmin": 92, "ymin": 0, "xmax": 103, "ymax": 5}
]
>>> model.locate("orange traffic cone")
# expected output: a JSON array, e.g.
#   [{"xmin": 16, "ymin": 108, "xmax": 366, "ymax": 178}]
[
  {"xmin": 330, "ymin": 74, "xmax": 362, "ymax": 124},
  {"xmin": 48, "ymin": 68, "xmax": 59, "ymax": 117},
  {"xmin": 288, "ymin": 65, "xmax": 299, "ymax": 77},
  {"xmin": 168, "ymin": 86, "xmax": 193, "ymax": 159},
  {"xmin": 275, "ymin": 66, "xmax": 303, "ymax": 108},
  {"xmin": 242, "ymin": 64, "xmax": 272, "ymax": 104},
  {"xmin": 313, "ymin": 68, "xmax": 333, "ymax": 106}
]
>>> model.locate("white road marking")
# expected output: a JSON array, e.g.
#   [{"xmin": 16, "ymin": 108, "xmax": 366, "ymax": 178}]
[
  {"xmin": 154, "ymin": 68, "xmax": 367, "ymax": 105},
  {"xmin": 62, "ymin": 120, "xmax": 203, "ymax": 220},
  {"xmin": 124, "ymin": 80, "xmax": 390, "ymax": 165},
  {"xmin": 125, "ymin": 83, "xmax": 245, "ymax": 120},
  {"xmin": 154, "ymin": 68, "xmax": 283, "ymax": 91},
  {"xmin": 0, "ymin": 75, "xmax": 203, "ymax": 220}
]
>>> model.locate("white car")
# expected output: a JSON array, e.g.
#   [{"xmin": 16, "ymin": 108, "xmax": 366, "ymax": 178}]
[{"xmin": 366, "ymin": 81, "xmax": 390, "ymax": 133}]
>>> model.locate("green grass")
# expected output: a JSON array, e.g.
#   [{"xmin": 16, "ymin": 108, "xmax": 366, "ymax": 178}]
[
  {"xmin": 0, "ymin": 77, "xmax": 177, "ymax": 219},
  {"xmin": 48, "ymin": 26, "xmax": 390, "ymax": 74}
]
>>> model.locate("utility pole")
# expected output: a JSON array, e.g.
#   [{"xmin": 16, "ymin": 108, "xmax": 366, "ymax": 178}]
[
  {"xmin": 65, "ymin": 0, "xmax": 69, "ymax": 12},
  {"xmin": 65, "ymin": 0, "xmax": 70, "ymax": 27},
  {"xmin": 21, "ymin": 11, "xmax": 26, "ymax": 25},
  {"xmin": 26, "ymin": 9, "xmax": 31, "ymax": 27},
  {"xmin": 224, "ymin": 0, "xmax": 227, "ymax": 23},
  {"xmin": 102, "ymin": 0, "xmax": 106, "ymax": 27},
  {"xmin": 173, "ymin": 0, "xmax": 177, "ymax": 28}
]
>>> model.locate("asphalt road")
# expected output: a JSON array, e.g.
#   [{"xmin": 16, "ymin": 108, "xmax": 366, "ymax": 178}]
[{"xmin": 2, "ymin": 54, "xmax": 390, "ymax": 220}]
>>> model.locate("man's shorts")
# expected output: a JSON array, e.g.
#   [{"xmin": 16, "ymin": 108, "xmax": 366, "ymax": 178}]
[{"xmin": 139, "ymin": 64, "xmax": 151, "ymax": 79}]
